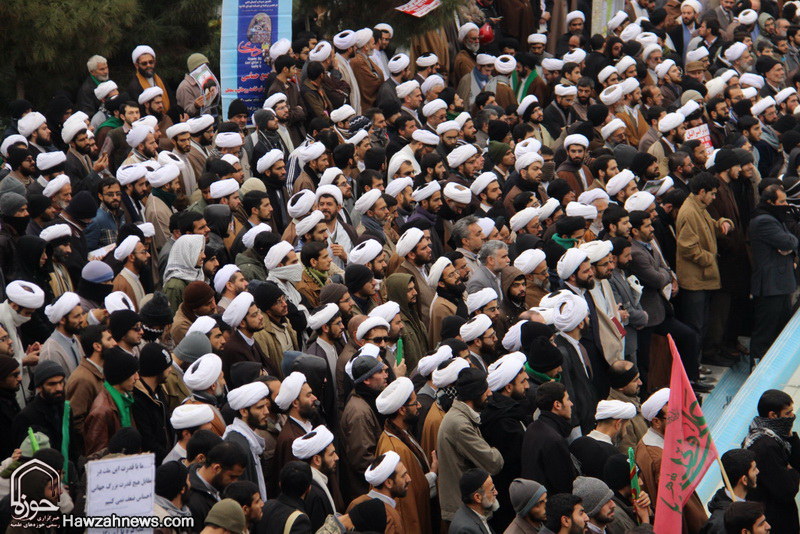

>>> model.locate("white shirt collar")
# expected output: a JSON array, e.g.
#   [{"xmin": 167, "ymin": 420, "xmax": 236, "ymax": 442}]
[
  {"xmin": 368, "ymin": 489, "xmax": 396, "ymax": 508},
  {"xmin": 642, "ymin": 427, "xmax": 664, "ymax": 448},
  {"xmin": 588, "ymin": 430, "xmax": 613, "ymax": 445}
]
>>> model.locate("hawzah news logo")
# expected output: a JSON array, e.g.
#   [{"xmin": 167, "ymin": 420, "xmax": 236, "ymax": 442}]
[{"xmin": 10, "ymin": 459, "xmax": 61, "ymax": 529}]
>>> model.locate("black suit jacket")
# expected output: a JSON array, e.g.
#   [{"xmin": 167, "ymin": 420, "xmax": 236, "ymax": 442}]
[{"xmin": 221, "ymin": 330, "xmax": 282, "ymax": 384}]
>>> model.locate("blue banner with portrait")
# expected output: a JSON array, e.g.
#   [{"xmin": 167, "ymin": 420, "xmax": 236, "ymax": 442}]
[{"xmin": 220, "ymin": 0, "xmax": 292, "ymax": 118}]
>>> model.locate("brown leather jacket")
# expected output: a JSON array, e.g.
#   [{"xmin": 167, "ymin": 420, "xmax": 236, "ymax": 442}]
[{"xmin": 84, "ymin": 387, "xmax": 136, "ymax": 455}]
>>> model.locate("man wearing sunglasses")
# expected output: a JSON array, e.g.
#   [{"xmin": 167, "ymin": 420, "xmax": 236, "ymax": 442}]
[
  {"xmin": 128, "ymin": 45, "xmax": 173, "ymax": 114},
  {"xmin": 108, "ymin": 308, "xmax": 144, "ymax": 357}
]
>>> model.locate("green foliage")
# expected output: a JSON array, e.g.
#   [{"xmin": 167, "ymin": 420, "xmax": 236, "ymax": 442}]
[{"xmin": 297, "ymin": 0, "xmax": 465, "ymax": 47}]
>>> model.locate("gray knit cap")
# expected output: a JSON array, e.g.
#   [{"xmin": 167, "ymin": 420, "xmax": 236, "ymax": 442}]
[
  {"xmin": 572, "ymin": 476, "xmax": 614, "ymax": 517},
  {"xmin": 174, "ymin": 331, "xmax": 213, "ymax": 364},
  {"xmin": 0, "ymin": 176, "xmax": 26, "ymax": 197},
  {"xmin": 509, "ymin": 478, "xmax": 547, "ymax": 517},
  {"xmin": 0, "ymin": 192, "xmax": 27, "ymax": 217}
]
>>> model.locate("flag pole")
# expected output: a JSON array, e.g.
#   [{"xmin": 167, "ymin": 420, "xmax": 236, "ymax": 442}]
[{"xmin": 717, "ymin": 457, "xmax": 735, "ymax": 495}]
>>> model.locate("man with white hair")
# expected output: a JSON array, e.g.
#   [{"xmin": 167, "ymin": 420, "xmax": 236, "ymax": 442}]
[
  {"xmin": 77, "ymin": 54, "xmax": 110, "ymax": 115},
  {"xmin": 466, "ymin": 240, "xmax": 510, "ymax": 298},
  {"xmin": 127, "ymin": 45, "xmax": 172, "ymax": 113},
  {"xmin": 350, "ymin": 28, "xmax": 383, "ymax": 109},
  {"xmin": 453, "ymin": 23, "xmax": 479, "ymax": 83}
]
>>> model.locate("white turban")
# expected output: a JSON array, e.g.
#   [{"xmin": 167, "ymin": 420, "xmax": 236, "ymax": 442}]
[
  {"xmin": 396, "ymin": 227, "xmax": 424, "ymax": 257},
  {"xmin": 215, "ymin": 132, "xmax": 243, "ymax": 148},
  {"xmin": 736, "ymin": 9, "xmax": 757, "ymax": 25},
  {"xmin": 470, "ymin": 173, "xmax": 498, "ymax": 196},
  {"xmin": 187, "ymin": 114, "xmax": 215, "ymax": 135},
  {"xmin": 36, "ymin": 151, "xmax": 65, "ymax": 172},
  {"xmin": 6, "ymin": 281, "xmax": 45, "ymax": 309},
  {"xmin": 601, "ymin": 118, "xmax": 626, "ymax": 141},
  {"xmin": 412, "ymin": 181, "xmax": 441, "ymax": 202},
  {"xmin": 417, "ymin": 345, "xmax": 453, "ymax": 377},
  {"xmin": 686, "ymin": 47, "xmax": 708, "ymax": 64},
  {"xmin": 421, "ymin": 76, "xmax": 445, "ymax": 97},
  {"xmin": 447, "ymin": 144, "xmax": 478, "ymax": 169},
  {"xmin": 467, "ymin": 288, "xmax": 498, "ymax": 315},
  {"xmin": 287, "ymin": 190, "xmax": 316, "ymax": 219},
  {"xmin": 275, "ymin": 371, "xmax": 307, "ymax": 411},
  {"xmin": 539, "ymin": 197, "xmax": 561, "ymax": 220},
  {"xmin": 678, "ymin": 100, "xmax": 700, "ymax": 118},
  {"xmin": 751, "ymin": 96, "xmax": 776, "ymax": 117},
  {"xmin": 307, "ymin": 303, "xmax": 340, "ymax": 331},
  {"xmin": 184, "ymin": 354, "xmax": 223, "ymax": 391},
  {"xmin": 510, "ymin": 207, "xmax": 541, "ymax": 232},
  {"xmin": 495, "ymin": 54, "xmax": 517, "ymax": 75},
  {"xmin": 427, "ymin": 257, "xmax": 452, "ymax": 287},
  {"xmin": 187, "ymin": 316, "xmax": 217, "ymax": 336},
  {"xmin": 642, "ymin": 388, "xmax": 670, "ymax": 420},
  {"xmin": 598, "ymin": 66, "xmax": 618, "ymax": 84},
  {"xmin": 356, "ymin": 317, "xmax": 390, "ymax": 342},
  {"xmin": 61, "ymin": 119, "xmax": 87, "ymax": 144},
  {"xmin": 487, "ymin": 352, "xmax": 526, "ymax": 391},
  {"xmin": 18, "ymin": 112, "xmax": 46, "ymax": 138},
  {"xmin": 541, "ymin": 58, "xmax": 563, "ymax": 71},
  {"xmin": 209, "ymin": 178, "xmax": 238, "ymax": 199},
  {"xmin": 138, "ymin": 86, "xmax": 163, "ymax": 105},
  {"xmin": 126, "ymin": 124, "xmax": 152, "ymax": 148},
  {"xmin": 213, "ymin": 264, "xmax": 241, "ymax": 294},
  {"xmin": 242, "ymin": 223, "xmax": 272, "ymax": 250},
  {"xmin": 620, "ymin": 23, "xmax": 642, "ymax": 41},
  {"xmin": 386, "ymin": 177, "xmax": 413, "ymax": 199},
  {"xmin": 595, "ymin": 399, "xmax": 637, "ymax": 420},
  {"xmin": 433, "ymin": 358, "xmax": 470, "ymax": 387},
  {"xmin": 319, "ymin": 167, "xmax": 343, "ymax": 187},
  {"xmin": 579, "ymin": 239, "xmax": 613, "ymax": 263},
  {"xmin": 620, "ymin": 77, "xmax": 639, "ymax": 95},
  {"xmin": 148, "ymin": 163, "xmax": 180, "ymax": 188},
  {"xmin": 625, "ymin": 191, "xmax": 655, "ymax": 212},
  {"xmin": 416, "ymin": 52, "xmax": 438, "ymax": 68},
  {"xmin": 412, "ymin": 129, "xmax": 440, "ymax": 146},
  {"xmin": 606, "ymin": 169, "xmax": 636, "ymax": 196},
  {"xmin": 566, "ymin": 201, "xmax": 597, "ymax": 220},
  {"xmin": 566, "ymin": 10, "xmax": 585, "ymax": 23},
  {"xmin": 113, "ymin": 235, "xmax": 140, "ymax": 262},
  {"xmin": 616, "ymin": 56, "xmax": 636, "ymax": 75},
  {"xmin": 295, "ymin": 210, "xmax": 325, "ymax": 237},
  {"xmin": 435, "ymin": 120, "xmax": 460, "ymax": 137},
  {"xmin": 255, "ymin": 149, "xmax": 283, "ymax": 174},
  {"xmin": 354, "ymin": 189, "xmax": 382, "ymax": 215},
  {"xmin": 228, "ymin": 381, "xmax": 269, "ymax": 410},
  {"xmin": 515, "ymin": 152, "xmax": 543, "ymax": 172},
  {"xmin": 349, "ymin": 239, "xmax": 383, "ymax": 266},
  {"xmin": 222, "ymin": 292, "xmax": 254, "ymax": 327},
  {"xmin": 39, "ymin": 224, "xmax": 70, "ymax": 243},
  {"xmin": 742, "ymin": 87, "xmax": 758, "ymax": 100},
  {"xmin": 459, "ymin": 23, "xmax": 479, "ymax": 41},
  {"xmin": 44, "ymin": 292, "xmax": 80, "ymax": 324},
  {"xmin": 365, "ymin": 450, "xmax": 401, "ymax": 486},
  {"xmin": 376, "ymin": 376, "xmax": 414, "ymax": 414},
  {"xmin": 538, "ymin": 290, "xmax": 573, "ymax": 310},
  {"xmin": 105, "ymin": 291, "xmax": 135, "ymax": 313},
  {"xmin": 477, "ymin": 217, "xmax": 494, "ymax": 239},
  {"xmin": 607, "ymin": 10, "xmax": 628, "ymax": 31},
  {"xmin": 94, "ymin": 80, "xmax": 118, "ymax": 100},
  {"xmin": 705, "ymin": 78, "xmax": 725, "ymax": 99},
  {"xmin": 654, "ymin": 59, "xmax": 675, "ymax": 80},
  {"xmin": 264, "ymin": 241, "xmax": 294, "ymax": 270},
  {"xmin": 388, "ymin": 53, "xmax": 410, "ymax": 74},
  {"xmin": 333, "ymin": 30, "xmax": 356, "ymax": 50},
  {"xmin": 658, "ymin": 112, "xmax": 684, "ymax": 133},
  {"xmin": 557, "ymin": 248, "xmax": 588, "ymax": 280},
  {"xmin": 299, "ymin": 142, "xmax": 326, "ymax": 163},
  {"xmin": 396, "ymin": 80, "xmax": 420, "ymax": 99},
  {"xmin": 563, "ymin": 49, "xmax": 587, "ymax": 64},
  {"xmin": 421, "ymin": 99, "xmax": 446, "ymax": 120},
  {"xmin": 330, "ymin": 105, "xmax": 356, "ymax": 124},
  {"xmin": 681, "ymin": 0, "xmax": 701, "ymax": 11},
  {"xmin": 170, "ymin": 403, "xmax": 215, "ymax": 430},
  {"xmin": 776, "ymin": 87, "xmax": 798, "ymax": 105},
  {"xmin": 309, "ymin": 41, "xmax": 333, "ymax": 62},
  {"xmin": 502, "ymin": 320, "xmax": 527, "ymax": 351},
  {"xmin": 564, "ymin": 134, "xmax": 589, "ymax": 149},
  {"xmin": 739, "ymin": 73, "xmax": 764, "ymax": 90},
  {"xmin": 42, "ymin": 174, "xmax": 70, "ymax": 198},
  {"xmin": 528, "ymin": 34, "xmax": 547, "ymax": 44},
  {"xmin": 578, "ymin": 189, "xmax": 609, "ymax": 206},
  {"xmin": 554, "ymin": 84, "xmax": 578, "ymax": 97},
  {"xmin": 444, "ymin": 182, "xmax": 472, "ymax": 204},
  {"xmin": 166, "ymin": 123, "xmax": 191, "ymax": 139},
  {"xmin": 553, "ymin": 293, "xmax": 590, "ymax": 332},
  {"xmin": 132, "ymin": 45, "xmax": 155, "ymax": 64},
  {"xmin": 514, "ymin": 249, "xmax": 546, "ymax": 275},
  {"xmin": 347, "ymin": 130, "xmax": 369, "ymax": 147},
  {"xmin": 599, "ymin": 85, "xmax": 623, "ymax": 106},
  {"xmin": 517, "ymin": 95, "xmax": 539, "ymax": 117},
  {"xmin": 292, "ymin": 425, "xmax": 335, "ymax": 459},
  {"xmin": 454, "ymin": 112, "xmax": 472, "ymax": 129},
  {"xmin": 724, "ymin": 42, "xmax": 748, "ymax": 63},
  {"xmin": 460, "ymin": 314, "xmax": 493, "ymax": 342},
  {"xmin": 369, "ymin": 302, "xmax": 401, "ymax": 324}
]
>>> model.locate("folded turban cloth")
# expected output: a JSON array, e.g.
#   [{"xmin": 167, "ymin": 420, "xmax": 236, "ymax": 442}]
[
  {"xmin": 292, "ymin": 425, "xmax": 335, "ymax": 459},
  {"xmin": 466, "ymin": 288, "xmax": 498, "ymax": 315},
  {"xmin": 184, "ymin": 353, "xmax": 223, "ymax": 391},
  {"xmin": 376, "ymin": 376, "xmax": 414, "ymax": 414},
  {"xmin": 228, "ymin": 381, "xmax": 269, "ymax": 410},
  {"xmin": 222, "ymin": 292, "xmax": 255, "ymax": 327},
  {"xmin": 6, "ymin": 281, "xmax": 45, "ymax": 309},
  {"xmin": 487, "ymin": 352, "xmax": 526, "ymax": 391},
  {"xmin": 170, "ymin": 403, "xmax": 215, "ymax": 430},
  {"xmin": 595, "ymin": 399, "xmax": 637, "ymax": 420},
  {"xmin": 641, "ymin": 387, "xmax": 670, "ymax": 420},
  {"xmin": 274, "ymin": 371, "xmax": 307, "ymax": 411},
  {"xmin": 553, "ymin": 293, "xmax": 589, "ymax": 332},
  {"xmin": 365, "ymin": 451, "xmax": 401, "ymax": 486},
  {"xmin": 44, "ymin": 291, "xmax": 81, "ymax": 324},
  {"xmin": 459, "ymin": 314, "xmax": 493, "ymax": 342},
  {"xmin": 417, "ymin": 345, "xmax": 453, "ymax": 377}
]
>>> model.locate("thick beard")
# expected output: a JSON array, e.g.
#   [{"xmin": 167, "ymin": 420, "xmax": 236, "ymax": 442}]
[{"xmin": 576, "ymin": 277, "xmax": 595, "ymax": 290}]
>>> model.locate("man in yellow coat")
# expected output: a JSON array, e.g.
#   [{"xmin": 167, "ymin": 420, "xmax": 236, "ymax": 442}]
[{"xmin": 375, "ymin": 377, "xmax": 437, "ymax": 534}]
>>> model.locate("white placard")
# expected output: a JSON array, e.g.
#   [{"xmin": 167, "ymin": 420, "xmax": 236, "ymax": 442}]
[{"xmin": 86, "ymin": 453, "xmax": 155, "ymax": 534}]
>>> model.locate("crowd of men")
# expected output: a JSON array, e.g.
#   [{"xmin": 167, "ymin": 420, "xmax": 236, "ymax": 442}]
[{"xmin": 1, "ymin": 0, "xmax": 800, "ymax": 532}]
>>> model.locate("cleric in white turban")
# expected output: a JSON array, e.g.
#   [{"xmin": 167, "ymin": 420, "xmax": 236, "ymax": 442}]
[
  {"xmin": 460, "ymin": 314, "xmax": 493, "ymax": 342},
  {"xmin": 556, "ymin": 248, "xmax": 588, "ymax": 280},
  {"xmin": 417, "ymin": 345, "xmax": 453, "ymax": 377},
  {"xmin": 595, "ymin": 399, "xmax": 637, "ymax": 420},
  {"xmin": 641, "ymin": 388, "xmax": 670, "ymax": 421},
  {"xmin": 349, "ymin": 239, "xmax": 383, "ymax": 265},
  {"xmin": 396, "ymin": 228, "xmax": 424, "ymax": 257},
  {"xmin": 292, "ymin": 425, "xmax": 335, "ymax": 460},
  {"xmin": 6, "ymin": 281, "xmax": 45, "ymax": 309},
  {"xmin": 222, "ymin": 292, "xmax": 255, "ymax": 328},
  {"xmin": 466, "ymin": 288, "xmax": 498, "ymax": 315},
  {"xmin": 183, "ymin": 354, "xmax": 223, "ymax": 392},
  {"xmin": 43, "ymin": 291, "xmax": 81, "ymax": 325},
  {"xmin": 487, "ymin": 352, "xmax": 526, "ymax": 391},
  {"xmin": 274, "ymin": 371, "xmax": 307, "ymax": 411},
  {"xmin": 228, "ymin": 381, "xmax": 270, "ymax": 411},
  {"xmin": 170, "ymin": 403, "xmax": 215, "ymax": 430},
  {"xmin": 553, "ymin": 293, "xmax": 589, "ymax": 332},
  {"xmin": 364, "ymin": 450, "xmax": 401, "ymax": 486},
  {"xmin": 375, "ymin": 376, "xmax": 414, "ymax": 415}
]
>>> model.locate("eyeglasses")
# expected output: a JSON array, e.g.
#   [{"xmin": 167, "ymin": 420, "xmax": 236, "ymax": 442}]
[
  {"xmin": 404, "ymin": 400, "xmax": 421, "ymax": 407},
  {"xmin": 138, "ymin": 59, "xmax": 155, "ymax": 66},
  {"xmin": 483, "ymin": 305, "xmax": 499, "ymax": 313},
  {"xmin": 366, "ymin": 336, "xmax": 389, "ymax": 344},
  {"xmin": 132, "ymin": 325, "xmax": 143, "ymax": 332}
]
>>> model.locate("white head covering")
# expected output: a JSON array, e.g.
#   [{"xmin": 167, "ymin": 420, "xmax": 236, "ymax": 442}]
[
  {"xmin": 598, "ymin": 66, "xmax": 618, "ymax": 84},
  {"xmin": 579, "ymin": 240, "xmax": 613, "ymax": 263},
  {"xmin": 417, "ymin": 345, "xmax": 453, "ymax": 377},
  {"xmin": 1, "ymin": 135, "xmax": 27, "ymax": 157},
  {"xmin": 686, "ymin": 47, "xmax": 708, "ymax": 63},
  {"xmin": 681, "ymin": 0, "xmax": 701, "ymax": 11},
  {"xmin": 18, "ymin": 112, "xmax": 46, "ymax": 138},
  {"xmin": 515, "ymin": 152, "xmax": 543, "ymax": 172},
  {"xmin": 620, "ymin": 23, "xmax": 642, "ymax": 41},
  {"xmin": 557, "ymin": 248, "xmax": 588, "ymax": 280},
  {"xmin": 458, "ymin": 22, "xmax": 479, "ymax": 41},
  {"xmin": 553, "ymin": 293, "xmax": 590, "ymax": 332},
  {"xmin": 642, "ymin": 43, "xmax": 662, "ymax": 61},
  {"xmin": 113, "ymin": 235, "xmax": 141, "ymax": 262},
  {"xmin": 187, "ymin": 316, "xmax": 217, "ymax": 336},
  {"xmin": 742, "ymin": 87, "xmax": 758, "ymax": 100},
  {"xmin": 443, "ymin": 182, "xmax": 472, "ymax": 204},
  {"xmin": 563, "ymin": 49, "xmax": 587, "ymax": 64},
  {"xmin": 330, "ymin": 105, "xmax": 356, "ymax": 124},
  {"xmin": 620, "ymin": 77, "xmax": 640, "ymax": 95},
  {"xmin": 601, "ymin": 118, "xmax": 626, "ymax": 140},
  {"xmin": 148, "ymin": 163, "xmax": 180, "ymax": 188},
  {"xmin": 44, "ymin": 292, "xmax": 81, "ymax": 324},
  {"xmin": 6, "ymin": 281, "xmax": 45, "ymax": 309},
  {"xmin": 104, "ymin": 291, "xmax": 135, "ymax": 313},
  {"xmin": 299, "ymin": 142, "xmax": 326, "ymax": 163},
  {"xmin": 256, "ymin": 149, "xmax": 284, "ymax": 174},
  {"xmin": 641, "ymin": 388, "xmax": 670, "ymax": 420},
  {"xmin": 578, "ymin": 189, "xmax": 609, "ymax": 206},
  {"xmin": 566, "ymin": 202, "xmax": 597, "ymax": 220},
  {"xmin": 228, "ymin": 381, "xmax": 269, "ymax": 410},
  {"xmin": 184, "ymin": 354, "xmax": 223, "ymax": 391},
  {"xmin": 595, "ymin": 399, "xmax": 637, "ymax": 420},
  {"xmin": 170, "ymin": 404, "xmax": 215, "ymax": 430},
  {"xmin": 376, "ymin": 377, "xmax": 414, "ymax": 414},
  {"xmin": 275, "ymin": 372, "xmax": 307, "ymax": 411},
  {"xmin": 528, "ymin": 34, "xmax": 547, "ymax": 44},
  {"xmin": 264, "ymin": 241, "xmax": 294, "ymax": 270},
  {"xmin": 625, "ymin": 191, "xmax": 655, "ymax": 212},
  {"xmin": 222, "ymin": 292, "xmax": 255, "ymax": 328},
  {"xmin": 166, "ymin": 123, "xmax": 191, "ymax": 139},
  {"xmin": 369, "ymin": 302, "xmax": 401, "ymax": 324},
  {"xmin": 213, "ymin": 265, "xmax": 241, "ymax": 294},
  {"xmin": 447, "ymin": 144, "xmax": 478, "ymax": 168},
  {"xmin": 412, "ymin": 129, "xmax": 440, "ymax": 145},
  {"xmin": 215, "ymin": 132, "xmax": 243, "ymax": 148},
  {"xmin": 776, "ymin": 87, "xmax": 798, "ymax": 105},
  {"xmin": 138, "ymin": 86, "xmax": 163, "ymax": 105},
  {"xmin": 467, "ymin": 288, "xmax": 498, "ymax": 315},
  {"xmin": 433, "ymin": 358, "xmax": 470, "ymax": 387},
  {"xmin": 61, "ymin": 119, "xmax": 87, "ymax": 144},
  {"xmin": 319, "ymin": 167, "xmax": 343, "ymax": 187},
  {"xmin": 427, "ymin": 257, "xmax": 452, "ymax": 287},
  {"xmin": 309, "ymin": 41, "xmax": 333, "ymax": 62},
  {"xmin": 739, "ymin": 73, "xmax": 764, "ymax": 90},
  {"xmin": 470, "ymin": 173, "xmax": 498, "ymax": 196},
  {"xmin": 131, "ymin": 45, "xmax": 155, "ymax": 64},
  {"xmin": 412, "ymin": 181, "xmax": 441, "ymax": 202},
  {"xmin": 396, "ymin": 227, "xmax": 424, "ymax": 257},
  {"xmin": 347, "ymin": 130, "xmax": 369, "ymax": 147},
  {"xmin": 242, "ymin": 223, "xmax": 272, "ymax": 250},
  {"xmin": 515, "ymin": 138, "xmax": 541, "ymax": 157},
  {"xmin": 39, "ymin": 224, "xmax": 70, "ymax": 243},
  {"xmin": 396, "ymin": 80, "xmax": 420, "ymax": 99},
  {"xmin": 385, "ymin": 177, "xmax": 413, "ymax": 198},
  {"xmin": 365, "ymin": 450, "xmax": 401, "ymax": 486},
  {"xmin": 510, "ymin": 207, "xmax": 541, "ymax": 232},
  {"xmin": 658, "ymin": 112, "xmax": 684, "ymax": 133},
  {"xmin": 292, "ymin": 425, "xmax": 335, "ymax": 459},
  {"xmin": 566, "ymin": 10, "xmax": 585, "ymax": 23},
  {"xmin": 487, "ymin": 352, "xmax": 526, "ymax": 391},
  {"xmin": 751, "ymin": 96, "xmax": 776, "ymax": 117},
  {"xmin": 354, "ymin": 189, "xmax": 382, "ymax": 215},
  {"xmin": 554, "ymin": 84, "xmax": 578, "ymax": 97},
  {"xmin": 514, "ymin": 249, "xmax": 546, "ymax": 275},
  {"xmin": 599, "ymin": 85, "xmax": 623, "ymax": 106},
  {"xmin": 654, "ymin": 59, "xmax": 675, "ymax": 80},
  {"xmin": 460, "ymin": 314, "xmax": 493, "ymax": 342},
  {"xmin": 349, "ymin": 239, "xmax": 383, "ymax": 266},
  {"xmin": 42, "ymin": 174, "xmax": 70, "ymax": 198},
  {"xmin": 356, "ymin": 317, "xmax": 390, "ymax": 342},
  {"xmin": 388, "ymin": 53, "xmax": 410, "ymax": 74},
  {"xmin": 678, "ymin": 100, "xmax": 700, "ymax": 118},
  {"xmin": 333, "ymin": 30, "xmax": 356, "ymax": 49},
  {"xmin": 477, "ymin": 217, "xmax": 495, "ymax": 239},
  {"xmin": 736, "ymin": 9, "xmax": 757, "ymax": 24},
  {"xmin": 724, "ymin": 42, "xmax": 748, "ymax": 62},
  {"xmin": 307, "ymin": 303, "xmax": 340, "ymax": 331},
  {"xmin": 563, "ymin": 134, "xmax": 589, "ymax": 149},
  {"xmin": 125, "ymin": 124, "xmax": 153, "ymax": 148},
  {"xmin": 421, "ymin": 75, "xmax": 445, "ymax": 97},
  {"xmin": 517, "ymin": 95, "xmax": 539, "ymax": 117},
  {"xmin": 209, "ymin": 178, "xmax": 239, "ymax": 199},
  {"xmin": 606, "ymin": 169, "xmax": 636, "ymax": 196},
  {"xmin": 288, "ymin": 190, "xmax": 317, "ymax": 219},
  {"xmin": 495, "ymin": 55, "xmax": 517, "ymax": 75},
  {"xmin": 616, "ymin": 56, "xmax": 636, "ymax": 75},
  {"xmin": 94, "ymin": 80, "xmax": 118, "ymax": 100},
  {"xmin": 541, "ymin": 58, "xmax": 563, "ymax": 71},
  {"xmin": 539, "ymin": 197, "xmax": 561, "ymax": 220},
  {"xmin": 295, "ymin": 210, "xmax": 325, "ymax": 237},
  {"xmin": 416, "ymin": 52, "xmax": 438, "ymax": 67}
]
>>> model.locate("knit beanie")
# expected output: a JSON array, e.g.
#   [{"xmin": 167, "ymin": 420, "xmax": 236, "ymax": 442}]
[
  {"xmin": 140, "ymin": 292, "xmax": 174, "ymax": 327},
  {"xmin": 156, "ymin": 461, "xmax": 189, "ymax": 500},
  {"xmin": 0, "ymin": 357, "xmax": 19, "ymax": 380},
  {"xmin": 252, "ymin": 281, "xmax": 284, "ymax": 311},
  {"xmin": 455, "ymin": 367, "xmax": 489, "ymax": 402},
  {"xmin": 108, "ymin": 309, "xmax": 141, "ymax": 342},
  {"xmin": 488, "ymin": 120, "xmax": 510, "ymax": 142},
  {"xmin": 526, "ymin": 337, "xmax": 563, "ymax": 373},
  {"xmin": 26, "ymin": 193, "xmax": 52, "ymax": 219},
  {"xmin": 520, "ymin": 321, "xmax": 556, "ymax": 348},
  {"xmin": 0, "ymin": 175, "xmax": 26, "ymax": 197},
  {"xmin": 183, "ymin": 281, "xmax": 216, "ymax": 310},
  {"xmin": 174, "ymin": 331, "xmax": 213, "ymax": 364},
  {"xmin": 103, "ymin": 346, "xmax": 140, "ymax": 385},
  {"xmin": 572, "ymin": 476, "xmax": 614, "ymax": 518},
  {"xmin": 349, "ymin": 498, "xmax": 387, "ymax": 532},
  {"xmin": 441, "ymin": 316, "xmax": 467, "ymax": 340},
  {"xmin": 33, "ymin": 360, "xmax": 65, "ymax": 388},
  {"xmin": 0, "ymin": 192, "xmax": 27, "ymax": 217},
  {"xmin": 488, "ymin": 141, "xmax": 511, "ymax": 166},
  {"xmin": 319, "ymin": 283, "xmax": 348, "ymax": 305},
  {"xmin": 138, "ymin": 342, "xmax": 172, "ymax": 377},
  {"xmin": 6, "ymin": 146, "xmax": 31, "ymax": 170},
  {"xmin": 205, "ymin": 499, "xmax": 246, "ymax": 533},
  {"xmin": 227, "ymin": 98, "xmax": 248, "ymax": 119},
  {"xmin": 345, "ymin": 264, "xmax": 373, "ymax": 296},
  {"xmin": 510, "ymin": 478, "xmax": 547, "ymax": 517},
  {"xmin": 64, "ymin": 190, "xmax": 98, "ymax": 220}
]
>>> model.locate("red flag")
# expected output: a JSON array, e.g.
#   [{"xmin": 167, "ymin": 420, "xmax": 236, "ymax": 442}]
[{"xmin": 653, "ymin": 335, "xmax": 720, "ymax": 533}]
